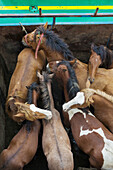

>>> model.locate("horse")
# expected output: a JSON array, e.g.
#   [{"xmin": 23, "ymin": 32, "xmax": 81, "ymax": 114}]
[
  {"xmin": 54, "ymin": 61, "xmax": 113, "ymax": 169},
  {"xmin": 0, "ymin": 83, "xmax": 41, "ymax": 170},
  {"xmin": 6, "ymin": 47, "xmax": 52, "ymax": 122},
  {"xmin": 37, "ymin": 71, "xmax": 74, "ymax": 170},
  {"xmin": 88, "ymin": 43, "xmax": 113, "ymax": 84},
  {"xmin": 22, "ymin": 25, "xmax": 74, "ymax": 63},
  {"xmin": 47, "ymin": 58, "xmax": 113, "ymax": 97},
  {"xmin": 63, "ymin": 87, "xmax": 113, "ymax": 133},
  {"xmin": 54, "ymin": 60, "xmax": 113, "ymax": 133}
]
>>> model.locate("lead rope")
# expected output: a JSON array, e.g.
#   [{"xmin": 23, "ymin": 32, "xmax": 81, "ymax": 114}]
[
  {"xmin": 24, "ymin": 33, "xmax": 44, "ymax": 59},
  {"xmin": 35, "ymin": 33, "xmax": 44, "ymax": 59}
]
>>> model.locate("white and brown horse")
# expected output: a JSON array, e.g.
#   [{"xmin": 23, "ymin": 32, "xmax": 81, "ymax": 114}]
[{"xmin": 55, "ymin": 60, "xmax": 113, "ymax": 169}]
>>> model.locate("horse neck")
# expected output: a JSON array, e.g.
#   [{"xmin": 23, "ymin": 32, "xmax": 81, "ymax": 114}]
[
  {"xmin": 41, "ymin": 44, "xmax": 64, "ymax": 63},
  {"xmin": 47, "ymin": 81, "xmax": 55, "ymax": 110},
  {"xmin": 74, "ymin": 60, "xmax": 88, "ymax": 89}
]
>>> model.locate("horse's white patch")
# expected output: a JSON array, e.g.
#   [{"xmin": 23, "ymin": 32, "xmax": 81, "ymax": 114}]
[
  {"xmin": 68, "ymin": 108, "xmax": 86, "ymax": 120},
  {"xmin": 88, "ymin": 111, "xmax": 95, "ymax": 117},
  {"xmin": 79, "ymin": 126, "xmax": 113, "ymax": 169},
  {"xmin": 56, "ymin": 61, "xmax": 60, "ymax": 64},
  {"xmin": 30, "ymin": 104, "xmax": 52, "ymax": 120},
  {"xmin": 63, "ymin": 92, "xmax": 85, "ymax": 112},
  {"xmin": 22, "ymin": 39, "xmax": 28, "ymax": 47},
  {"xmin": 46, "ymin": 63, "xmax": 49, "ymax": 69}
]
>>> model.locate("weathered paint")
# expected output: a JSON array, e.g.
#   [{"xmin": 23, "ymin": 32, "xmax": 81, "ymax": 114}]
[{"xmin": 0, "ymin": 0, "xmax": 113, "ymax": 25}]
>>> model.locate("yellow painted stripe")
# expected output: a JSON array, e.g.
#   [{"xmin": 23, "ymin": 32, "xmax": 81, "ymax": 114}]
[{"xmin": 0, "ymin": 6, "xmax": 113, "ymax": 10}]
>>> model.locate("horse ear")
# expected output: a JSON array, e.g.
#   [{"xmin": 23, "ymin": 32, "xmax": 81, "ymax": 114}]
[
  {"xmin": 69, "ymin": 58, "xmax": 77, "ymax": 66},
  {"xmin": 91, "ymin": 43, "xmax": 95, "ymax": 50},
  {"xmin": 43, "ymin": 22, "xmax": 48, "ymax": 30}
]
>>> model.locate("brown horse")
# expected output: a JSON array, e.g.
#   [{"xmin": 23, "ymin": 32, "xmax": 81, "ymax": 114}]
[
  {"xmin": 6, "ymin": 47, "xmax": 53, "ymax": 122},
  {"xmin": 37, "ymin": 72, "xmax": 74, "ymax": 170},
  {"xmin": 22, "ymin": 25, "xmax": 74, "ymax": 63},
  {"xmin": 71, "ymin": 58, "xmax": 113, "ymax": 96},
  {"xmin": 0, "ymin": 83, "xmax": 41, "ymax": 170},
  {"xmin": 88, "ymin": 43, "xmax": 113, "ymax": 84},
  {"xmin": 54, "ymin": 61, "xmax": 113, "ymax": 169},
  {"xmin": 47, "ymin": 58, "xmax": 113, "ymax": 96}
]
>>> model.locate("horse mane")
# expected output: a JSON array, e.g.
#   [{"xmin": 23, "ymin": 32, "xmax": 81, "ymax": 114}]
[
  {"xmin": 26, "ymin": 82, "xmax": 39, "ymax": 104},
  {"xmin": 39, "ymin": 72, "xmax": 51, "ymax": 110},
  {"xmin": 35, "ymin": 26, "xmax": 74, "ymax": 61},
  {"xmin": 82, "ymin": 88, "xmax": 113, "ymax": 104},
  {"xmin": 92, "ymin": 44, "xmax": 113, "ymax": 68},
  {"xmin": 57, "ymin": 60, "xmax": 80, "ymax": 100}
]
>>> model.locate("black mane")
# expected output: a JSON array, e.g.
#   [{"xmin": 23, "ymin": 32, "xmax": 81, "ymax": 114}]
[
  {"xmin": 35, "ymin": 26, "xmax": 74, "ymax": 61},
  {"xmin": 57, "ymin": 60, "xmax": 80, "ymax": 100},
  {"xmin": 39, "ymin": 72, "xmax": 50, "ymax": 110},
  {"xmin": 26, "ymin": 82, "xmax": 39, "ymax": 104},
  {"xmin": 92, "ymin": 44, "xmax": 113, "ymax": 68}
]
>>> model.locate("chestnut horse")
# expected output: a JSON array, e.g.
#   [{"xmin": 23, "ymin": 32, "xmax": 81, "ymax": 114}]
[
  {"xmin": 22, "ymin": 25, "xmax": 74, "ymax": 63},
  {"xmin": 88, "ymin": 43, "xmax": 113, "ymax": 84},
  {"xmin": 37, "ymin": 72, "xmax": 74, "ymax": 170},
  {"xmin": 6, "ymin": 48, "xmax": 52, "ymax": 122},
  {"xmin": 0, "ymin": 83, "xmax": 41, "ymax": 170},
  {"xmin": 71, "ymin": 58, "xmax": 113, "ymax": 96},
  {"xmin": 47, "ymin": 58, "xmax": 113, "ymax": 96},
  {"xmin": 54, "ymin": 61, "xmax": 113, "ymax": 169}
]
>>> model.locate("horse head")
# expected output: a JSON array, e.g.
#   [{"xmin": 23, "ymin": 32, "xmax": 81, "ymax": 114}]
[
  {"xmin": 22, "ymin": 22, "xmax": 48, "ymax": 59},
  {"xmin": 22, "ymin": 22, "xmax": 74, "ymax": 62},
  {"xmin": 88, "ymin": 43, "xmax": 102, "ymax": 84}
]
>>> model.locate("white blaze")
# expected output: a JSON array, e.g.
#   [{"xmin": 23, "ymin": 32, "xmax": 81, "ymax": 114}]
[
  {"xmin": 79, "ymin": 127, "xmax": 113, "ymax": 169},
  {"xmin": 63, "ymin": 92, "xmax": 85, "ymax": 112},
  {"xmin": 30, "ymin": 104, "xmax": 52, "ymax": 120}
]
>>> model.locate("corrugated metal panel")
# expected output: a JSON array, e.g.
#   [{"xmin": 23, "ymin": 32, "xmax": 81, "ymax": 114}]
[{"xmin": 0, "ymin": 0, "xmax": 113, "ymax": 26}]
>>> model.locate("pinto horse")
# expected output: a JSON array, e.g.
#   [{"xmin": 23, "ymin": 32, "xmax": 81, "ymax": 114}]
[
  {"xmin": 0, "ymin": 83, "xmax": 42, "ymax": 170},
  {"xmin": 6, "ymin": 47, "xmax": 53, "ymax": 122},
  {"xmin": 55, "ymin": 60, "xmax": 113, "ymax": 133},
  {"xmin": 88, "ymin": 43, "xmax": 113, "ymax": 84},
  {"xmin": 54, "ymin": 61, "xmax": 113, "ymax": 169},
  {"xmin": 37, "ymin": 72, "xmax": 74, "ymax": 170},
  {"xmin": 63, "ymin": 87, "xmax": 113, "ymax": 133},
  {"xmin": 22, "ymin": 25, "xmax": 74, "ymax": 63}
]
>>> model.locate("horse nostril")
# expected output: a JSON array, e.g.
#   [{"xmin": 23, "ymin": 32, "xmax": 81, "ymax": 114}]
[{"xmin": 90, "ymin": 79, "xmax": 94, "ymax": 84}]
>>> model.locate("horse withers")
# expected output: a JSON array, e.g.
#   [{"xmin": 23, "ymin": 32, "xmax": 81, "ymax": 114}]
[
  {"xmin": 37, "ymin": 72, "xmax": 74, "ymax": 170},
  {"xmin": 88, "ymin": 43, "xmax": 113, "ymax": 84},
  {"xmin": 54, "ymin": 60, "xmax": 113, "ymax": 169}
]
